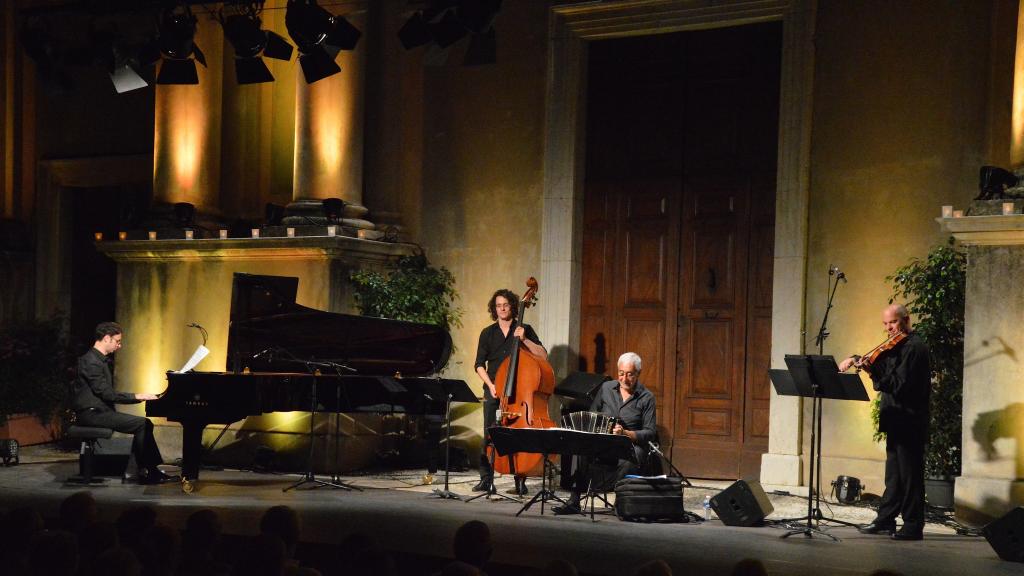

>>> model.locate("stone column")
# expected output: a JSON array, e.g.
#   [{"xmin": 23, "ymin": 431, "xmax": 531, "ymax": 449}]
[
  {"xmin": 286, "ymin": 11, "xmax": 371, "ymax": 231},
  {"xmin": 942, "ymin": 212, "xmax": 1024, "ymax": 525},
  {"xmin": 152, "ymin": 19, "xmax": 223, "ymax": 235}
]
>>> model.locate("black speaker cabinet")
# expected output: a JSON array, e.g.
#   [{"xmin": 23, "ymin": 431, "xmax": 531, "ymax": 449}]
[
  {"xmin": 984, "ymin": 507, "xmax": 1024, "ymax": 562},
  {"xmin": 710, "ymin": 480, "xmax": 774, "ymax": 526},
  {"xmin": 81, "ymin": 437, "xmax": 132, "ymax": 477}
]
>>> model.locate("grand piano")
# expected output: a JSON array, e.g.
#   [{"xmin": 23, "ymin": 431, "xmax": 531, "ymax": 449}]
[{"xmin": 147, "ymin": 272, "xmax": 468, "ymax": 482}]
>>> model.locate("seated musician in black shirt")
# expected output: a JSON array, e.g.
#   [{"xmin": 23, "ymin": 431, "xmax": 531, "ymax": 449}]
[
  {"xmin": 554, "ymin": 351, "xmax": 657, "ymax": 515},
  {"xmin": 71, "ymin": 322, "xmax": 176, "ymax": 484},
  {"xmin": 473, "ymin": 288, "xmax": 547, "ymax": 496}
]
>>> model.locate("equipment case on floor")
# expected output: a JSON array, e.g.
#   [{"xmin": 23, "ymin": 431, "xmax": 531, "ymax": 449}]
[{"xmin": 613, "ymin": 476, "xmax": 686, "ymax": 522}]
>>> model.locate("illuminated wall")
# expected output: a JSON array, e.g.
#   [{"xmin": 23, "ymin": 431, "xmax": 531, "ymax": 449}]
[
  {"xmin": 153, "ymin": 20, "xmax": 224, "ymax": 216},
  {"xmin": 804, "ymin": 0, "xmax": 992, "ymax": 491}
]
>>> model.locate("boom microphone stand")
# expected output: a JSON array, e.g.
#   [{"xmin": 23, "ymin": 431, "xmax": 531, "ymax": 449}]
[
  {"xmin": 283, "ymin": 360, "xmax": 359, "ymax": 492},
  {"xmin": 781, "ymin": 265, "xmax": 851, "ymax": 540}
]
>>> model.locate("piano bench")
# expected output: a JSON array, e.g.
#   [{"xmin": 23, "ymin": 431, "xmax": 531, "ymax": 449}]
[{"xmin": 65, "ymin": 425, "xmax": 115, "ymax": 485}]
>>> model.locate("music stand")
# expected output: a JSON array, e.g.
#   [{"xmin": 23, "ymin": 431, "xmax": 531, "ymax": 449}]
[
  {"xmin": 770, "ymin": 355, "xmax": 868, "ymax": 540},
  {"xmin": 406, "ymin": 378, "xmax": 477, "ymax": 500},
  {"xmin": 284, "ymin": 368, "xmax": 360, "ymax": 492},
  {"xmin": 489, "ymin": 427, "xmax": 634, "ymax": 517}
]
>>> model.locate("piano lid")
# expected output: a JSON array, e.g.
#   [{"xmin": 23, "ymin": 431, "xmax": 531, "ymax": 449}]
[{"xmin": 227, "ymin": 273, "xmax": 453, "ymax": 377}]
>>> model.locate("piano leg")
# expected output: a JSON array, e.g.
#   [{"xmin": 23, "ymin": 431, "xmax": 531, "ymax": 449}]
[{"xmin": 181, "ymin": 422, "xmax": 206, "ymax": 482}]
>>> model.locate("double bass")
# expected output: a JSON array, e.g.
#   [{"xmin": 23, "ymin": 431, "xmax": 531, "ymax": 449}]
[{"xmin": 489, "ymin": 277, "xmax": 556, "ymax": 478}]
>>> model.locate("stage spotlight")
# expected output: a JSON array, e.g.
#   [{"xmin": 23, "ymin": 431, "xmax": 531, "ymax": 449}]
[
  {"xmin": 0, "ymin": 438, "xmax": 19, "ymax": 466},
  {"xmin": 156, "ymin": 7, "xmax": 206, "ymax": 85},
  {"xmin": 398, "ymin": 12, "xmax": 432, "ymax": 49},
  {"xmin": 173, "ymin": 202, "xmax": 196, "ymax": 227},
  {"xmin": 978, "ymin": 166, "xmax": 1020, "ymax": 200},
  {"xmin": 429, "ymin": 9, "xmax": 467, "ymax": 48},
  {"xmin": 285, "ymin": 0, "xmax": 362, "ymax": 84},
  {"xmin": 322, "ymin": 198, "xmax": 345, "ymax": 222},
  {"xmin": 221, "ymin": 7, "xmax": 294, "ymax": 85},
  {"xmin": 265, "ymin": 203, "xmax": 286, "ymax": 226}
]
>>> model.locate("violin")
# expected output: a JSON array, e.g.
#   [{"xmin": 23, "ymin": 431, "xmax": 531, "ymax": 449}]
[{"xmin": 852, "ymin": 331, "xmax": 907, "ymax": 371}]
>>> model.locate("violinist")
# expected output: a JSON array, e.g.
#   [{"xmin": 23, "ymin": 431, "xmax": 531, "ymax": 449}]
[
  {"xmin": 838, "ymin": 304, "xmax": 930, "ymax": 541},
  {"xmin": 472, "ymin": 289, "xmax": 548, "ymax": 496}
]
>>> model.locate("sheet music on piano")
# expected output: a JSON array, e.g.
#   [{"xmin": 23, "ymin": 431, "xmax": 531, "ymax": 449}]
[{"xmin": 176, "ymin": 345, "xmax": 210, "ymax": 373}]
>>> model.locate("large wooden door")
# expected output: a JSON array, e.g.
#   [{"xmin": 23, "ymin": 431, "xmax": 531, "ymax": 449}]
[{"xmin": 579, "ymin": 23, "xmax": 780, "ymax": 479}]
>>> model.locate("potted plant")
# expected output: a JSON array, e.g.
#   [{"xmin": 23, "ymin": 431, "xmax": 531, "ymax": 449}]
[
  {"xmin": 874, "ymin": 238, "xmax": 965, "ymax": 508},
  {"xmin": 349, "ymin": 253, "xmax": 463, "ymax": 334},
  {"xmin": 0, "ymin": 315, "xmax": 73, "ymax": 445}
]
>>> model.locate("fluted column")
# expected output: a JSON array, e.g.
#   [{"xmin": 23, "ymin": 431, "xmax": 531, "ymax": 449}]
[
  {"xmin": 152, "ymin": 20, "xmax": 224, "ymax": 234},
  {"xmin": 286, "ymin": 10, "xmax": 371, "ymax": 230}
]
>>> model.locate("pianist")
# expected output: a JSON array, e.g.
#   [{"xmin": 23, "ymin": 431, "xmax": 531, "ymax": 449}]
[
  {"xmin": 554, "ymin": 352, "xmax": 657, "ymax": 515},
  {"xmin": 71, "ymin": 322, "xmax": 176, "ymax": 484}
]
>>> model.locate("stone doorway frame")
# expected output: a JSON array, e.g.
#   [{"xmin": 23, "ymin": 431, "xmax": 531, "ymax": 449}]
[{"xmin": 538, "ymin": 0, "xmax": 817, "ymax": 487}]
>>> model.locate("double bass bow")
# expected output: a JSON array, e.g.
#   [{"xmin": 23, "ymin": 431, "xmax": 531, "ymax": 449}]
[{"xmin": 489, "ymin": 277, "xmax": 556, "ymax": 479}]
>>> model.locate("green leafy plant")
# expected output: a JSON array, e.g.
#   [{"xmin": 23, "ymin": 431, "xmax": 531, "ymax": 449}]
[
  {"xmin": 0, "ymin": 315, "xmax": 72, "ymax": 426},
  {"xmin": 349, "ymin": 253, "xmax": 463, "ymax": 335},
  {"xmin": 876, "ymin": 238, "xmax": 965, "ymax": 478}
]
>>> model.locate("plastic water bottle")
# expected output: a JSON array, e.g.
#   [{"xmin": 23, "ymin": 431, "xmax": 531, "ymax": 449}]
[{"xmin": 703, "ymin": 495, "xmax": 711, "ymax": 520}]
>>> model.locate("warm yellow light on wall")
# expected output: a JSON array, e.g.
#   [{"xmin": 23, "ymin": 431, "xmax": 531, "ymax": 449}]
[
  {"xmin": 154, "ymin": 86, "xmax": 208, "ymax": 205},
  {"xmin": 313, "ymin": 91, "xmax": 342, "ymax": 182},
  {"xmin": 1012, "ymin": 3, "xmax": 1024, "ymax": 167}
]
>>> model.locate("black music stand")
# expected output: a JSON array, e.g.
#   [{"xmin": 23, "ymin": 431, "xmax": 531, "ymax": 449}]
[
  {"xmin": 489, "ymin": 427, "xmax": 634, "ymax": 517},
  {"xmin": 413, "ymin": 378, "xmax": 477, "ymax": 500},
  {"xmin": 769, "ymin": 354, "xmax": 868, "ymax": 540}
]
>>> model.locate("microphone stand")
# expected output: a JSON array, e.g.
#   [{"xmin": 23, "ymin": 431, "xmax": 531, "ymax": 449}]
[
  {"xmin": 647, "ymin": 441, "xmax": 691, "ymax": 487},
  {"xmin": 782, "ymin": 267, "xmax": 850, "ymax": 540},
  {"xmin": 283, "ymin": 359, "xmax": 358, "ymax": 492}
]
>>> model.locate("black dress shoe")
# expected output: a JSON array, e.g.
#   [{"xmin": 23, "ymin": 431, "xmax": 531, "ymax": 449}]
[
  {"xmin": 858, "ymin": 521, "xmax": 896, "ymax": 535},
  {"xmin": 891, "ymin": 529, "xmax": 923, "ymax": 541},
  {"xmin": 552, "ymin": 502, "xmax": 582, "ymax": 516},
  {"xmin": 472, "ymin": 479, "xmax": 492, "ymax": 492},
  {"xmin": 141, "ymin": 469, "xmax": 180, "ymax": 485}
]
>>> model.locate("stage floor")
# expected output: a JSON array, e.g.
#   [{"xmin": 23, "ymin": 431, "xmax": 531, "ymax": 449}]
[{"xmin": 0, "ymin": 445, "xmax": 1014, "ymax": 576}]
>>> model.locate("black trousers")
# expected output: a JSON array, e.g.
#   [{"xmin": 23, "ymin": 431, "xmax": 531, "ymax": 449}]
[
  {"xmin": 479, "ymin": 397, "xmax": 499, "ymax": 481},
  {"xmin": 568, "ymin": 451, "xmax": 642, "ymax": 500},
  {"xmin": 875, "ymin": 432, "xmax": 925, "ymax": 532},
  {"xmin": 77, "ymin": 408, "xmax": 164, "ymax": 473}
]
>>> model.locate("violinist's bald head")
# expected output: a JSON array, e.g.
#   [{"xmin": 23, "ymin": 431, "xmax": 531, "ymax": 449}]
[{"xmin": 882, "ymin": 304, "xmax": 910, "ymax": 335}]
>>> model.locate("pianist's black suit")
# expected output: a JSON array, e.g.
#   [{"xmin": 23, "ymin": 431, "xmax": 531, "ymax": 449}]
[{"xmin": 71, "ymin": 348, "xmax": 163, "ymax": 474}]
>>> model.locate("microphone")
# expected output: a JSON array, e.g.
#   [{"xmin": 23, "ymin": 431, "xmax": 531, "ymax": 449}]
[
  {"xmin": 186, "ymin": 322, "xmax": 208, "ymax": 345},
  {"xmin": 829, "ymin": 265, "xmax": 848, "ymax": 283},
  {"xmin": 251, "ymin": 348, "xmax": 275, "ymax": 360}
]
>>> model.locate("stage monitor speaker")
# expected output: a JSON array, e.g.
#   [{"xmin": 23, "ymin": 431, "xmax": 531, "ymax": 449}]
[
  {"xmin": 83, "ymin": 437, "xmax": 132, "ymax": 477},
  {"xmin": 710, "ymin": 480, "xmax": 774, "ymax": 527},
  {"xmin": 984, "ymin": 507, "xmax": 1024, "ymax": 562}
]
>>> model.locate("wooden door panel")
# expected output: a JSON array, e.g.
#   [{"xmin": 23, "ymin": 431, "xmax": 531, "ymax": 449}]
[
  {"xmin": 687, "ymin": 320, "xmax": 732, "ymax": 398},
  {"xmin": 624, "ymin": 229, "xmax": 667, "ymax": 306},
  {"xmin": 621, "ymin": 316, "xmax": 666, "ymax": 406},
  {"xmin": 690, "ymin": 225, "xmax": 736, "ymax": 309},
  {"xmin": 687, "ymin": 408, "xmax": 731, "ymax": 436}
]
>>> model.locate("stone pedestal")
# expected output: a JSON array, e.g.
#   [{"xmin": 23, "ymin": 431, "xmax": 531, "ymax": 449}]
[
  {"xmin": 97, "ymin": 235, "xmax": 414, "ymax": 471},
  {"xmin": 940, "ymin": 213, "xmax": 1024, "ymax": 525}
]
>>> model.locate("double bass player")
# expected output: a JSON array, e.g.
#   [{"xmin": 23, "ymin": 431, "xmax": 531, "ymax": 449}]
[{"xmin": 473, "ymin": 288, "xmax": 548, "ymax": 496}]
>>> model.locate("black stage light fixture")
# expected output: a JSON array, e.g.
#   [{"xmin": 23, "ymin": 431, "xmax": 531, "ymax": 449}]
[
  {"xmin": 285, "ymin": 0, "xmax": 362, "ymax": 84},
  {"xmin": 156, "ymin": 7, "xmax": 206, "ymax": 85},
  {"xmin": 978, "ymin": 166, "xmax": 1020, "ymax": 200},
  {"xmin": 0, "ymin": 438, "xmax": 19, "ymax": 466},
  {"xmin": 221, "ymin": 5, "xmax": 294, "ymax": 85},
  {"xmin": 265, "ymin": 203, "xmax": 286, "ymax": 226},
  {"xmin": 321, "ymin": 198, "xmax": 345, "ymax": 222},
  {"xmin": 429, "ymin": 9, "xmax": 467, "ymax": 48},
  {"xmin": 397, "ymin": 11, "xmax": 432, "ymax": 49},
  {"xmin": 173, "ymin": 202, "xmax": 196, "ymax": 227}
]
